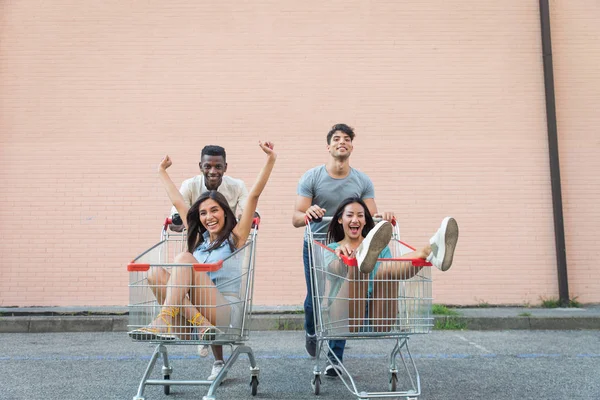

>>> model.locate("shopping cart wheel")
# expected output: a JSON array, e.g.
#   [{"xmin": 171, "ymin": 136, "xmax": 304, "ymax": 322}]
[
  {"xmin": 311, "ymin": 375, "xmax": 321, "ymax": 395},
  {"xmin": 250, "ymin": 376, "xmax": 259, "ymax": 396},
  {"xmin": 389, "ymin": 372, "xmax": 397, "ymax": 391},
  {"xmin": 163, "ymin": 375, "xmax": 171, "ymax": 395}
]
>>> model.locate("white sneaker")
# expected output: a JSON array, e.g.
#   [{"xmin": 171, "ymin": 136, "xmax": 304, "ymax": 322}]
[
  {"xmin": 325, "ymin": 363, "xmax": 343, "ymax": 378},
  {"xmin": 207, "ymin": 360, "xmax": 226, "ymax": 381},
  {"xmin": 198, "ymin": 344, "xmax": 210, "ymax": 357},
  {"xmin": 355, "ymin": 221, "xmax": 393, "ymax": 274},
  {"xmin": 426, "ymin": 217, "xmax": 459, "ymax": 271}
]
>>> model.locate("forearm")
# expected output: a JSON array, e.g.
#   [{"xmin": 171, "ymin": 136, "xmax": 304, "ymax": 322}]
[
  {"xmin": 233, "ymin": 153, "xmax": 276, "ymax": 243},
  {"xmin": 158, "ymin": 170, "xmax": 188, "ymax": 217},
  {"xmin": 292, "ymin": 211, "xmax": 307, "ymax": 228}
]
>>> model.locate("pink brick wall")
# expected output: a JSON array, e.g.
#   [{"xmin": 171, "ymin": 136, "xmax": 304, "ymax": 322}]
[{"xmin": 1, "ymin": 1, "xmax": 598, "ymax": 307}]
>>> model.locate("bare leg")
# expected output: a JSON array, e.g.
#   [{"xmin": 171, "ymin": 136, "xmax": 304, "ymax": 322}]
[
  {"xmin": 371, "ymin": 279, "xmax": 399, "ymax": 332},
  {"xmin": 141, "ymin": 252, "xmax": 221, "ymax": 336},
  {"xmin": 347, "ymin": 266, "xmax": 369, "ymax": 333},
  {"xmin": 147, "ymin": 266, "xmax": 193, "ymax": 338},
  {"xmin": 147, "ymin": 267, "xmax": 170, "ymax": 304},
  {"xmin": 369, "ymin": 244, "xmax": 431, "ymax": 333},
  {"xmin": 325, "ymin": 259, "xmax": 368, "ymax": 333},
  {"xmin": 212, "ymin": 345, "xmax": 224, "ymax": 362},
  {"xmin": 189, "ymin": 269, "xmax": 230, "ymax": 326}
]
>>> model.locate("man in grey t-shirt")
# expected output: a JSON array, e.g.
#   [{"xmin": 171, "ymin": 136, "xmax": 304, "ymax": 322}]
[{"xmin": 292, "ymin": 123, "xmax": 394, "ymax": 377}]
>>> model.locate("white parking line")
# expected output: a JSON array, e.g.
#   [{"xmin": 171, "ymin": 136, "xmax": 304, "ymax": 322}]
[{"xmin": 455, "ymin": 334, "xmax": 493, "ymax": 353}]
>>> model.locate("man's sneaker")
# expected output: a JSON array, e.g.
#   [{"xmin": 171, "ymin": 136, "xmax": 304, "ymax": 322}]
[
  {"xmin": 325, "ymin": 363, "xmax": 343, "ymax": 378},
  {"xmin": 426, "ymin": 217, "xmax": 459, "ymax": 271},
  {"xmin": 305, "ymin": 333, "xmax": 317, "ymax": 358},
  {"xmin": 198, "ymin": 344, "xmax": 210, "ymax": 357},
  {"xmin": 355, "ymin": 221, "xmax": 393, "ymax": 274},
  {"xmin": 207, "ymin": 360, "xmax": 225, "ymax": 381}
]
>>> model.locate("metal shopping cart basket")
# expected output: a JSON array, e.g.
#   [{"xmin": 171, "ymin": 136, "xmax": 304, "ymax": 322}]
[
  {"xmin": 127, "ymin": 217, "xmax": 260, "ymax": 400},
  {"xmin": 307, "ymin": 217, "xmax": 433, "ymax": 400}
]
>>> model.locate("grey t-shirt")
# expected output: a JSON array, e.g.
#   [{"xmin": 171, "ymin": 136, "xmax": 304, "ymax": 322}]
[{"xmin": 297, "ymin": 165, "xmax": 375, "ymax": 237}]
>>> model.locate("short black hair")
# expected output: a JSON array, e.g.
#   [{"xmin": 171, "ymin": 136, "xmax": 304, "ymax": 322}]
[
  {"xmin": 201, "ymin": 145, "xmax": 226, "ymax": 163},
  {"xmin": 327, "ymin": 123, "xmax": 355, "ymax": 144}
]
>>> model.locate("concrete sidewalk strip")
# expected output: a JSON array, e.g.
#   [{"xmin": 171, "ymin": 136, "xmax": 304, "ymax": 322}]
[{"xmin": 1, "ymin": 306, "xmax": 599, "ymax": 333}]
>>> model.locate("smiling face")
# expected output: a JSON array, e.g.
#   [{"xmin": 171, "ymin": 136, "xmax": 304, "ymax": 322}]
[
  {"xmin": 200, "ymin": 155, "xmax": 227, "ymax": 191},
  {"xmin": 198, "ymin": 198, "xmax": 226, "ymax": 238},
  {"xmin": 338, "ymin": 202, "xmax": 366, "ymax": 241},
  {"xmin": 327, "ymin": 131, "xmax": 354, "ymax": 160}
]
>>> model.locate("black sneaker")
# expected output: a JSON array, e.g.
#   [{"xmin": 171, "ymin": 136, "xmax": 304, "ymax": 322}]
[
  {"xmin": 325, "ymin": 364, "xmax": 343, "ymax": 378},
  {"xmin": 305, "ymin": 334, "xmax": 317, "ymax": 358}
]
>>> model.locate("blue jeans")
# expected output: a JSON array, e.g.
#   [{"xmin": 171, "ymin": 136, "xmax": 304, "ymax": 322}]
[{"xmin": 304, "ymin": 240, "xmax": 346, "ymax": 362}]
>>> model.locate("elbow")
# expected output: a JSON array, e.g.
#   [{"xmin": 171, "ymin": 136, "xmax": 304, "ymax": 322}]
[{"xmin": 292, "ymin": 215, "xmax": 304, "ymax": 228}]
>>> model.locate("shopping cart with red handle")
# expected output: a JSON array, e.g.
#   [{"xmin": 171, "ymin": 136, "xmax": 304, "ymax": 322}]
[
  {"xmin": 127, "ymin": 217, "xmax": 260, "ymax": 400},
  {"xmin": 306, "ymin": 217, "xmax": 433, "ymax": 399}
]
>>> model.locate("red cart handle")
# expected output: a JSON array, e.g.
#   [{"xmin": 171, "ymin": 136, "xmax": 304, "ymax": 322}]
[
  {"xmin": 127, "ymin": 261, "xmax": 226, "ymax": 272},
  {"xmin": 338, "ymin": 254, "xmax": 430, "ymax": 267},
  {"xmin": 193, "ymin": 261, "xmax": 224, "ymax": 272},
  {"xmin": 127, "ymin": 263, "xmax": 150, "ymax": 272}
]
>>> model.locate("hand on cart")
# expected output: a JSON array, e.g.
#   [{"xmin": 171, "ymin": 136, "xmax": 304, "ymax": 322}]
[
  {"xmin": 169, "ymin": 213, "xmax": 185, "ymax": 232},
  {"xmin": 334, "ymin": 243, "xmax": 356, "ymax": 258},
  {"xmin": 373, "ymin": 211, "xmax": 395, "ymax": 223},
  {"xmin": 304, "ymin": 204, "xmax": 326, "ymax": 224}
]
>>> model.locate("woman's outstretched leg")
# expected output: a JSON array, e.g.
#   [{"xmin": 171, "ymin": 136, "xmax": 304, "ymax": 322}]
[{"xmin": 129, "ymin": 251, "xmax": 212, "ymax": 340}]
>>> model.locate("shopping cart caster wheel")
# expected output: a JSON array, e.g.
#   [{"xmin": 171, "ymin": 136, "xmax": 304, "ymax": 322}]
[
  {"xmin": 163, "ymin": 375, "xmax": 170, "ymax": 395},
  {"xmin": 311, "ymin": 375, "xmax": 321, "ymax": 395},
  {"xmin": 389, "ymin": 372, "xmax": 397, "ymax": 391},
  {"xmin": 250, "ymin": 376, "xmax": 259, "ymax": 396}
]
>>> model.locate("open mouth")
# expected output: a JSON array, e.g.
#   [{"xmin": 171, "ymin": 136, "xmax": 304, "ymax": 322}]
[
  {"xmin": 206, "ymin": 221, "xmax": 219, "ymax": 229},
  {"xmin": 349, "ymin": 225, "xmax": 361, "ymax": 235}
]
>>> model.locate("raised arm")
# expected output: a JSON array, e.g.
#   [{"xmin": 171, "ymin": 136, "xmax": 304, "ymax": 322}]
[
  {"xmin": 158, "ymin": 155, "xmax": 191, "ymax": 230},
  {"xmin": 232, "ymin": 141, "xmax": 277, "ymax": 246}
]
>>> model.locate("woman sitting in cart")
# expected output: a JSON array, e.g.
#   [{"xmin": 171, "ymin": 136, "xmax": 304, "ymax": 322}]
[
  {"xmin": 129, "ymin": 140, "xmax": 276, "ymax": 379},
  {"xmin": 324, "ymin": 196, "xmax": 459, "ymax": 333}
]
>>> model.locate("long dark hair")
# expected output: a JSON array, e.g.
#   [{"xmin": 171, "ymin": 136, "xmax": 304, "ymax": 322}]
[
  {"xmin": 327, "ymin": 197, "xmax": 375, "ymax": 243},
  {"xmin": 186, "ymin": 191, "xmax": 237, "ymax": 253}
]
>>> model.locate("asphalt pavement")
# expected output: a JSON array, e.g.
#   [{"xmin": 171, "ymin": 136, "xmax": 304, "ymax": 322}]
[
  {"xmin": 1, "ymin": 330, "xmax": 599, "ymax": 400},
  {"xmin": 1, "ymin": 305, "xmax": 599, "ymax": 399}
]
